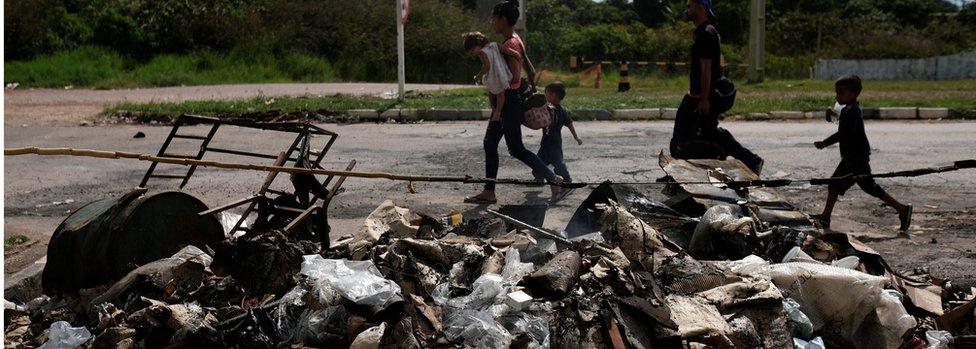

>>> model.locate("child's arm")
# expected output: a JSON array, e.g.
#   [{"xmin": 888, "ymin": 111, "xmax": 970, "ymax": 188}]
[
  {"xmin": 492, "ymin": 92, "xmax": 504, "ymax": 121},
  {"xmin": 567, "ymin": 121, "xmax": 582, "ymax": 145},
  {"xmin": 476, "ymin": 51, "xmax": 489, "ymax": 84},
  {"xmin": 816, "ymin": 132, "xmax": 839, "ymax": 149}
]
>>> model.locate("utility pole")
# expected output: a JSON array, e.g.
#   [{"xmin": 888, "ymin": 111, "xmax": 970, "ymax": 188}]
[
  {"xmin": 515, "ymin": 0, "xmax": 526, "ymax": 36},
  {"xmin": 396, "ymin": 0, "xmax": 406, "ymax": 101},
  {"xmin": 747, "ymin": 0, "xmax": 765, "ymax": 83}
]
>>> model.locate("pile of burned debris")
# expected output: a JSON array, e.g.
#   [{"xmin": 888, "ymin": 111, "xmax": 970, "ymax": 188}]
[{"xmin": 5, "ymin": 155, "xmax": 976, "ymax": 349}]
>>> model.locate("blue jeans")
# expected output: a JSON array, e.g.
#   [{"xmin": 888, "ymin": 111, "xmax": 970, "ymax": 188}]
[
  {"xmin": 533, "ymin": 142, "xmax": 571, "ymax": 183},
  {"xmin": 483, "ymin": 90, "xmax": 556, "ymax": 190}
]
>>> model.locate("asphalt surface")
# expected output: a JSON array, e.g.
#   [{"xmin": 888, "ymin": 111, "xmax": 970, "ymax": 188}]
[
  {"xmin": 3, "ymin": 83, "xmax": 469, "ymax": 126},
  {"xmin": 5, "ymin": 120, "xmax": 976, "ymax": 278}
]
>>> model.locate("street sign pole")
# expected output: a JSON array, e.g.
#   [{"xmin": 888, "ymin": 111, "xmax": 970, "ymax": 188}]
[
  {"xmin": 396, "ymin": 0, "xmax": 406, "ymax": 101},
  {"xmin": 747, "ymin": 0, "xmax": 766, "ymax": 83}
]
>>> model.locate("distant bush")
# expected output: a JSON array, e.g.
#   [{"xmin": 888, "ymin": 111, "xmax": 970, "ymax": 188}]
[
  {"xmin": 5, "ymin": 0, "xmax": 975, "ymax": 86},
  {"xmin": 4, "ymin": 46, "xmax": 124, "ymax": 86}
]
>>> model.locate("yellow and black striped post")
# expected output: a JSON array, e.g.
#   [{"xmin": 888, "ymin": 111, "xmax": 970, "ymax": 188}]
[{"xmin": 618, "ymin": 61, "xmax": 631, "ymax": 92}]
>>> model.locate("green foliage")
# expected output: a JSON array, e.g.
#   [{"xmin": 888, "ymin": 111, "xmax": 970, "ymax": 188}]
[
  {"xmin": 4, "ymin": 46, "xmax": 125, "ymax": 86},
  {"xmin": 4, "ymin": 45, "xmax": 337, "ymax": 88},
  {"xmin": 102, "ymin": 78, "xmax": 976, "ymax": 123},
  {"xmin": 5, "ymin": 235, "xmax": 30, "ymax": 247},
  {"xmin": 5, "ymin": 0, "xmax": 975, "ymax": 86}
]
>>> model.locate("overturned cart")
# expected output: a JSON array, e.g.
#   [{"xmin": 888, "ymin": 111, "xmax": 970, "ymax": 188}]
[{"xmin": 7, "ymin": 152, "xmax": 971, "ymax": 348}]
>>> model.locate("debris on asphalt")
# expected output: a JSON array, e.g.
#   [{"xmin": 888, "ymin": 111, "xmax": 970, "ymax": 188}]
[{"xmin": 7, "ymin": 154, "xmax": 976, "ymax": 348}]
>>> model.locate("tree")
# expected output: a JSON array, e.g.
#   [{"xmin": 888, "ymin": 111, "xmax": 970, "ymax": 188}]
[
  {"xmin": 960, "ymin": 2, "xmax": 976, "ymax": 30},
  {"xmin": 633, "ymin": 0, "xmax": 674, "ymax": 27}
]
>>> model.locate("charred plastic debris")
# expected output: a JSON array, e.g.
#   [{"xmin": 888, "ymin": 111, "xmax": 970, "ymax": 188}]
[{"xmin": 4, "ymin": 119, "xmax": 975, "ymax": 349}]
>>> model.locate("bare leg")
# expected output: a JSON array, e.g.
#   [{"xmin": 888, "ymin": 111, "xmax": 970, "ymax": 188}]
[
  {"xmin": 821, "ymin": 190, "xmax": 839, "ymax": 219},
  {"xmin": 877, "ymin": 192, "xmax": 907, "ymax": 213}
]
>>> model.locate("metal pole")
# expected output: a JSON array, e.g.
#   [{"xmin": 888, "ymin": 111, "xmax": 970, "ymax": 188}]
[
  {"xmin": 396, "ymin": 0, "xmax": 406, "ymax": 101},
  {"xmin": 515, "ymin": 0, "xmax": 527, "ymax": 36},
  {"xmin": 486, "ymin": 209, "xmax": 571, "ymax": 246},
  {"xmin": 747, "ymin": 0, "xmax": 765, "ymax": 83}
]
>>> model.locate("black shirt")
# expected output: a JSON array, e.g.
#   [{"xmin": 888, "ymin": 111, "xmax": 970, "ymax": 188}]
[
  {"xmin": 541, "ymin": 104, "xmax": 573, "ymax": 148},
  {"xmin": 689, "ymin": 22, "xmax": 723, "ymax": 96},
  {"xmin": 823, "ymin": 102, "xmax": 871, "ymax": 159}
]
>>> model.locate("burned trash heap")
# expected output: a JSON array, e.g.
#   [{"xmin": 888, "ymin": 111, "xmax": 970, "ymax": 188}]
[{"xmin": 5, "ymin": 147, "xmax": 974, "ymax": 348}]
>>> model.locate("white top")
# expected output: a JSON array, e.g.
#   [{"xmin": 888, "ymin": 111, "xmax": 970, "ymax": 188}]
[{"xmin": 481, "ymin": 42, "xmax": 512, "ymax": 95}]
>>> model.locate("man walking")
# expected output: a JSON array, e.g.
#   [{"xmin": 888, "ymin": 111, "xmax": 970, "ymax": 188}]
[{"xmin": 669, "ymin": 0, "xmax": 764, "ymax": 174}]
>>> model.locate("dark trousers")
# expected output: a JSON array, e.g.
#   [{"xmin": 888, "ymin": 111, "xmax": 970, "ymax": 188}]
[
  {"xmin": 483, "ymin": 90, "xmax": 556, "ymax": 190},
  {"xmin": 532, "ymin": 144, "xmax": 571, "ymax": 183},
  {"xmin": 828, "ymin": 157, "xmax": 888, "ymax": 197},
  {"xmin": 670, "ymin": 95, "xmax": 762, "ymax": 168}
]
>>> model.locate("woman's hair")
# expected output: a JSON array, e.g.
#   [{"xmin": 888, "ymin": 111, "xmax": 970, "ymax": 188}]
[
  {"xmin": 462, "ymin": 32, "xmax": 489, "ymax": 50},
  {"xmin": 492, "ymin": 0, "xmax": 520, "ymax": 27}
]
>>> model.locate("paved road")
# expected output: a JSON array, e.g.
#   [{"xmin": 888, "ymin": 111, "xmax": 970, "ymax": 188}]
[
  {"xmin": 3, "ymin": 83, "xmax": 469, "ymax": 126},
  {"xmin": 5, "ymin": 120, "xmax": 976, "ymax": 278}
]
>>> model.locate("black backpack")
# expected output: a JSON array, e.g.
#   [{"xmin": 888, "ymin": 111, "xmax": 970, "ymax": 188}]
[{"xmin": 710, "ymin": 76, "xmax": 736, "ymax": 114}]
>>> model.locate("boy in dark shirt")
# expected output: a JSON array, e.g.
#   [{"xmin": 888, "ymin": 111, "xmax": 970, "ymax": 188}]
[
  {"xmin": 532, "ymin": 82, "xmax": 582, "ymax": 200},
  {"xmin": 813, "ymin": 75, "xmax": 913, "ymax": 232}
]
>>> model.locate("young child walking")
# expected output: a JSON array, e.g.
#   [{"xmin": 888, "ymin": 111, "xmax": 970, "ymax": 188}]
[
  {"xmin": 813, "ymin": 75, "xmax": 913, "ymax": 232},
  {"xmin": 532, "ymin": 82, "xmax": 582, "ymax": 200},
  {"xmin": 463, "ymin": 31, "xmax": 511, "ymax": 121}
]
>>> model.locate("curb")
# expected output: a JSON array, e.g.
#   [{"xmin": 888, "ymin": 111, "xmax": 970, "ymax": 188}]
[
  {"xmin": 4, "ymin": 257, "xmax": 46, "ymax": 303},
  {"xmin": 339, "ymin": 107, "xmax": 970, "ymax": 122}
]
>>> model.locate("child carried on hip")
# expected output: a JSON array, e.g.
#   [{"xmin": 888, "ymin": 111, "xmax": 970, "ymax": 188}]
[{"xmin": 463, "ymin": 31, "xmax": 511, "ymax": 121}]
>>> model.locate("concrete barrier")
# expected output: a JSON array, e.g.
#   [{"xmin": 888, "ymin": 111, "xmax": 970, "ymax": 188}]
[
  {"xmin": 347, "ymin": 109, "xmax": 379, "ymax": 119},
  {"xmin": 815, "ymin": 50, "xmax": 976, "ymax": 80},
  {"xmin": 457, "ymin": 109, "xmax": 489, "ymax": 120},
  {"xmin": 662, "ymin": 108, "xmax": 679, "ymax": 120},
  {"xmin": 770, "ymin": 111, "xmax": 804, "ymax": 119},
  {"xmin": 918, "ymin": 108, "xmax": 949, "ymax": 119},
  {"xmin": 573, "ymin": 109, "xmax": 613, "ymax": 120},
  {"xmin": 425, "ymin": 108, "xmax": 460, "ymax": 120},
  {"xmin": 339, "ymin": 106, "xmax": 964, "ymax": 122},
  {"xmin": 613, "ymin": 108, "xmax": 662, "ymax": 120},
  {"xmin": 879, "ymin": 107, "xmax": 918, "ymax": 119},
  {"xmin": 4, "ymin": 257, "xmax": 46, "ymax": 303}
]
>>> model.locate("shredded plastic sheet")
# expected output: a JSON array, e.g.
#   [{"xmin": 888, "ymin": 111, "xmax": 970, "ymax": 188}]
[
  {"xmin": 511, "ymin": 313, "xmax": 550, "ymax": 349},
  {"xmin": 346, "ymin": 200, "xmax": 422, "ymax": 258},
  {"xmin": 689, "ymin": 205, "xmax": 755, "ymax": 258},
  {"xmin": 875, "ymin": 290, "xmax": 918, "ymax": 347},
  {"xmin": 443, "ymin": 309, "xmax": 512, "ymax": 349},
  {"xmin": 441, "ymin": 273, "xmax": 504, "ymax": 311},
  {"xmin": 38, "ymin": 321, "xmax": 91, "ymax": 349},
  {"xmin": 783, "ymin": 298, "xmax": 814, "ymax": 339},
  {"xmin": 218, "ymin": 211, "xmax": 250, "ymax": 238},
  {"xmin": 793, "ymin": 336, "xmax": 826, "ymax": 349},
  {"xmin": 925, "ymin": 330, "xmax": 951, "ymax": 349},
  {"xmin": 299, "ymin": 256, "xmax": 402, "ymax": 309},
  {"xmin": 500, "ymin": 249, "xmax": 534, "ymax": 286},
  {"xmin": 770, "ymin": 262, "xmax": 886, "ymax": 348}
]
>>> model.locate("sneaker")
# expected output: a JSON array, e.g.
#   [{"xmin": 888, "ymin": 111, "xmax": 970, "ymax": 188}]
[
  {"xmin": 899, "ymin": 204, "xmax": 913, "ymax": 232},
  {"xmin": 811, "ymin": 214, "xmax": 831, "ymax": 229}
]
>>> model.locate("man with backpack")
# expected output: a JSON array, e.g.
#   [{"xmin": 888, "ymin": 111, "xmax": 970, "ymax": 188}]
[{"xmin": 669, "ymin": 0, "xmax": 764, "ymax": 174}]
